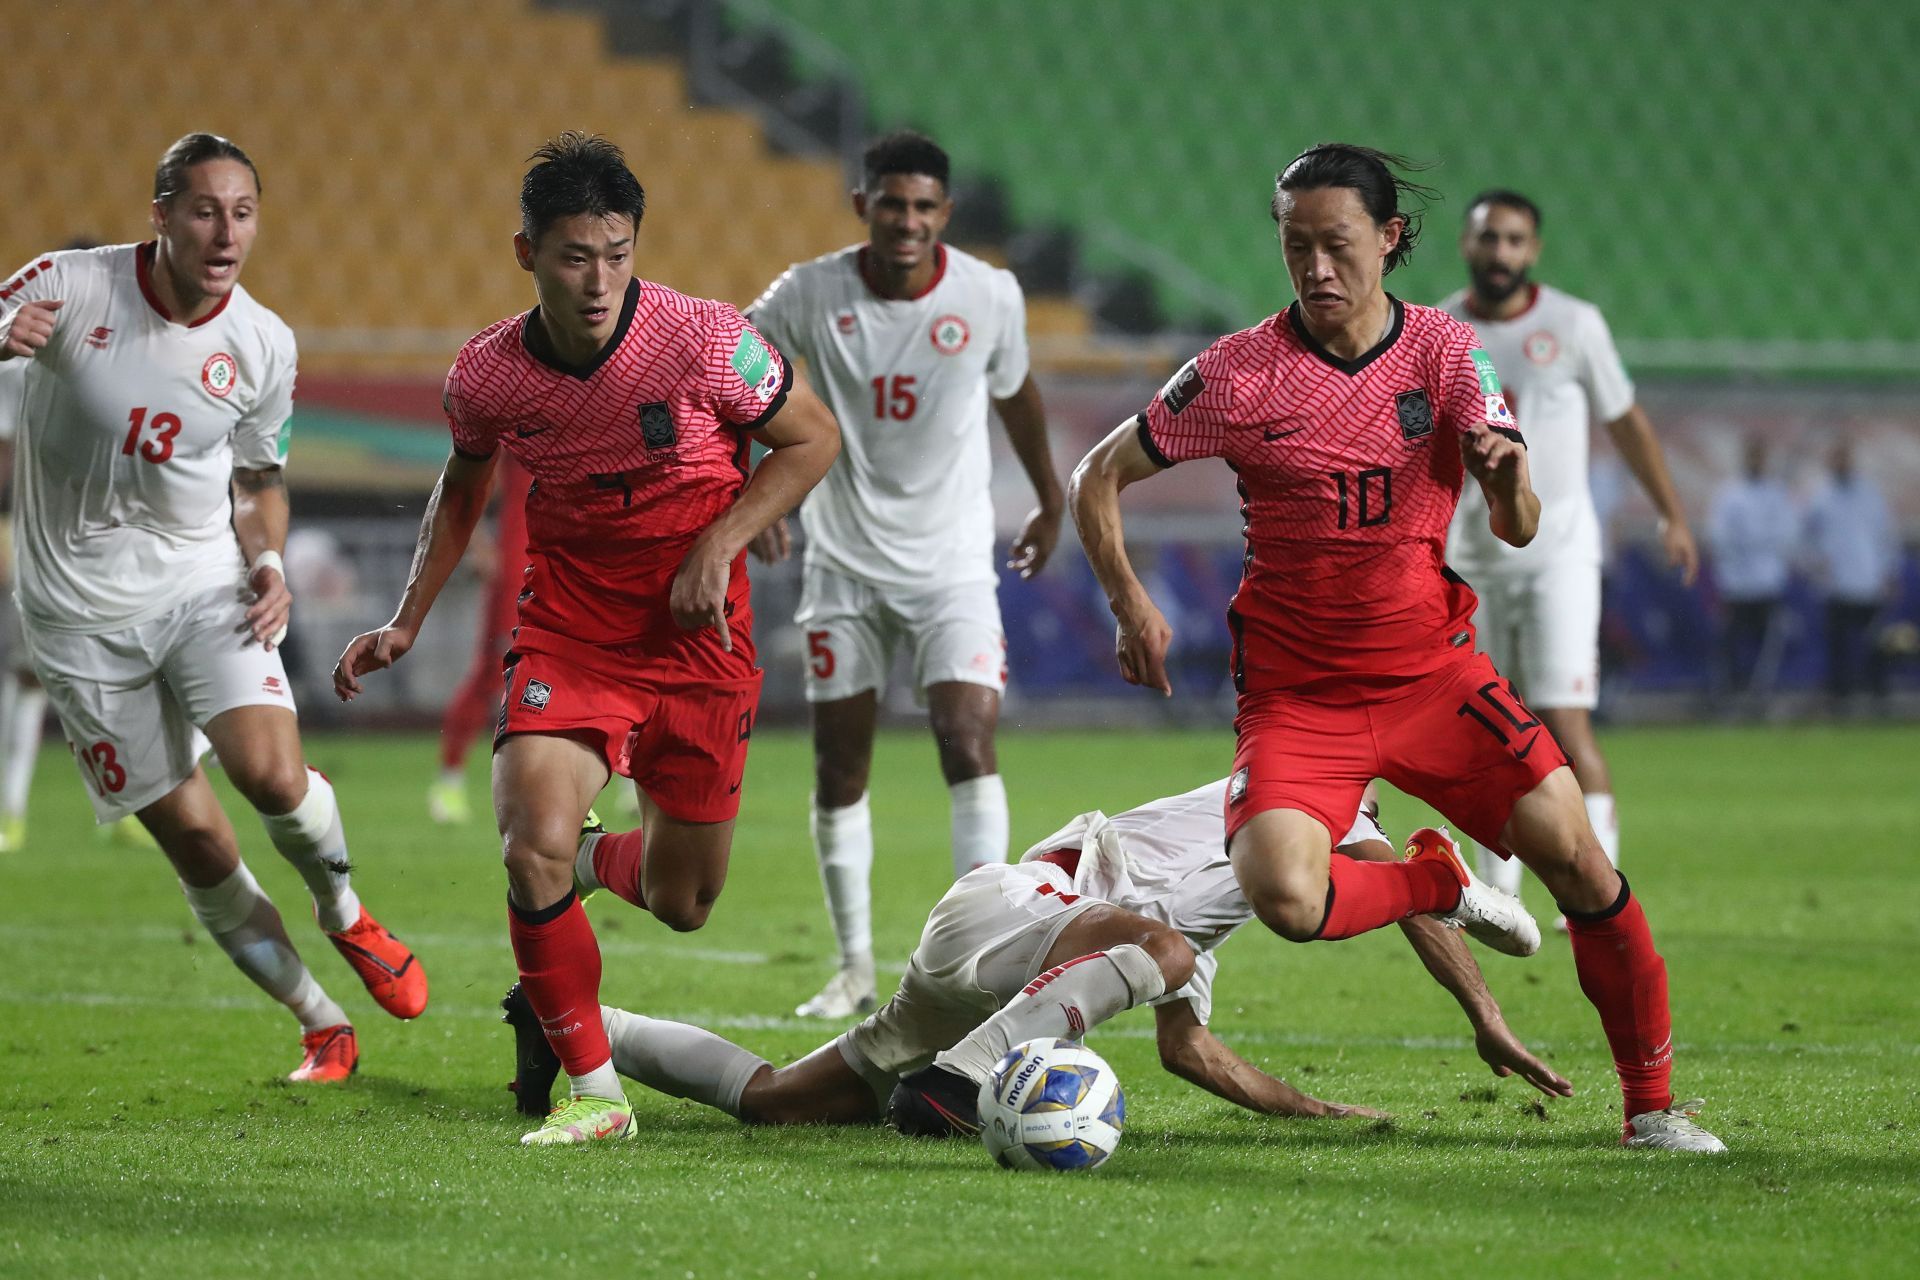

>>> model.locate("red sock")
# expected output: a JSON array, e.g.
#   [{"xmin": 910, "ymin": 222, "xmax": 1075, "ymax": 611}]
[
  {"xmin": 590, "ymin": 829, "xmax": 647, "ymax": 910},
  {"xmin": 506, "ymin": 892, "xmax": 610, "ymax": 1077},
  {"xmin": 1564, "ymin": 876, "xmax": 1673, "ymax": 1121},
  {"xmin": 1315, "ymin": 853, "xmax": 1459, "ymax": 940}
]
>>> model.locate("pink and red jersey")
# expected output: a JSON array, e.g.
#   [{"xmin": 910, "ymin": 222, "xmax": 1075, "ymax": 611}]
[
  {"xmin": 1139, "ymin": 298, "xmax": 1520, "ymax": 692},
  {"xmin": 444, "ymin": 278, "xmax": 790, "ymax": 652}
]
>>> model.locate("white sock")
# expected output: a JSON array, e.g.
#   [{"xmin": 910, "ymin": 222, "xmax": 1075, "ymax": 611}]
[
  {"xmin": 811, "ymin": 795, "xmax": 873, "ymax": 967},
  {"xmin": 569, "ymin": 1060, "xmax": 623, "ymax": 1101},
  {"xmin": 935, "ymin": 943, "xmax": 1166, "ymax": 1082},
  {"xmin": 1468, "ymin": 833, "xmax": 1524, "ymax": 896},
  {"xmin": 180, "ymin": 863, "xmax": 347, "ymax": 1031},
  {"xmin": 602, "ymin": 1005, "xmax": 768, "ymax": 1117},
  {"xmin": 0, "ymin": 681, "xmax": 46, "ymax": 821},
  {"xmin": 259, "ymin": 768, "xmax": 362, "ymax": 932},
  {"xmin": 1585, "ymin": 792, "xmax": 1620, "ymax": 868},
  {"xmin": 948, "ymin": 773, "xmax": 1008, "ymax": 879},
  {"xmin": 574, "ymin": 830, "xmax": 605, "ymax": 895}
]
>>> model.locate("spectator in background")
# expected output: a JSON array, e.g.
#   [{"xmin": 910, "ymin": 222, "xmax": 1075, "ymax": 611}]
[
  {"xmin": 1707, "ymin": 436, "xmax": 1798, "ymax": 700},
  {"xmin": 1804, "ymin": 438, "xmax": 1899, "ymax": 710}
]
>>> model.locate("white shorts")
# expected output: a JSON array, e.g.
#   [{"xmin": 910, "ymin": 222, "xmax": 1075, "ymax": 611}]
[
  {"xmin": 795, "ymin": 564, "xmax": 1005, "ymax": 704},
  {"xmin": 1470, "ymin": 561, "xmax": 1602, "ymax": 710},
  {"xmin": 23, "ymin": 582, "xmax": 296, "ymax": 822},
  {"xmin": 836, "ymin": 861, "xmax": 1095, "ymax": 1102}
]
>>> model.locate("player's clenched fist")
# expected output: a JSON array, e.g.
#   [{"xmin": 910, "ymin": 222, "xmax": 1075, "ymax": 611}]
[
  {"xmin": 1459, "ymin": 422, "xmax": 1527, "ymax": 484},
  {"xmin": 0, "ymin": 298, "xmax": 64, "ymax": 359},
  {"xmin": 332, "ymin": 624, "xmax": 418, "ymax": 701},
  {"xmin": 670, "ymin": 533, "xmax": 735, "ymax": 651}
]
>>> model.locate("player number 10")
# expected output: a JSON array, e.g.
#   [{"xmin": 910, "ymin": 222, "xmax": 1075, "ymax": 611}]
[
  {"xmin": 1328, "ymin": 466, "xmax": 1392, "ymax": 529},
  {"xmin": 870, "ymin": 375, "xmax": 918, "ymax": 421},
  {"xmin": 122, "ymin": 406, "xmax": 182, "ymax": 464}
]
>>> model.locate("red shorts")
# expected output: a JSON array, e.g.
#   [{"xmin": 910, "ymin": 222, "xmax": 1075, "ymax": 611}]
[
  {"xmin": 1226, "ymin": 651, "xmax": 1569, "ymax": 855},
  {"xmin": 495, "ymin": 627, "xmax": 763, "ymax": 824}
]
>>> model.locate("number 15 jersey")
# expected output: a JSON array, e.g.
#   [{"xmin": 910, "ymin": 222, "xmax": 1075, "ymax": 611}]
[
  {"xmin": 1139, "ymin": 298, "xmax": 1519, "ymax": 693},
  {"xmin": 0, "ymin": 244, "xmax": 296, "ymax": 635},
  {"xmin": 750, "ymin": 244, "xmax": 1029, "ymax": 590}
]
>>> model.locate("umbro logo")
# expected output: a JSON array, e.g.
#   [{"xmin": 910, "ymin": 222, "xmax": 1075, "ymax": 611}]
[{"xmin": 86, "ymin": 326, "xmax": 113, "ymax": 350}]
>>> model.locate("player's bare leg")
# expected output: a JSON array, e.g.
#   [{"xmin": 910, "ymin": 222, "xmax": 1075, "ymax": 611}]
[
  {"xmin": 1538, "ymin": 705, "xmax": 1620, "ymax": 930},
  {"xmin": 137, "ymin": 768, "xmax": 355, "ymax": 1080},
  {"xmin": 1230, "ymin": 806, "xmax": 1536, "ymax": 953},
  {"xmin": 205, "ymin": 705, "xmax": 425, "ymax": 1019},
  {"xmin": 494, "ymin": 731, "xmax": 634, "ymax": 1143},
  {"xmin": 575, "ymin": 785, "xmax": 735, "ymax": 931},
  {"xmin": 1500, "ymin": 765, "xmax": 1725, "ymax": 1151},
  {"xmin": 926, "ymin": 680, "xmax": 1008, "ymax": 877},
  {"xmin": 798, "ymin": 691, "xmax": 880, "ymax": 1017}
]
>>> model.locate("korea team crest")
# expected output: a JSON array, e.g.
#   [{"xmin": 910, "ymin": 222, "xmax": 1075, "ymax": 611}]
[
  {"xmin": 202, "ymin": 352, "xmax": 237, "ymax": 399},
  {"xmin": 930, "ymin": 314, "xmax": 970, "ymax": 355},
  {"xmin": 1395, "ymin": 388, "xmax": 1434, "ymax": 440}
]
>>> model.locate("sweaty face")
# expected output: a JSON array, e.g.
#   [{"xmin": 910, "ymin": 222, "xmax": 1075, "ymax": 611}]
[
  {"xmin": 151, "ymin": 158, "xmax": 259, "ymax": 300},
  {"xmin": 518, "ymin": 213, "xmax": 637, "ymax": 350},
  {"xmin": 855, "ymin": 173, "xmax": 951, "ymax": 272},
  {"xmin": 1277, "ymin": 186, "xmax": 1398, "ymax": 332},
  {"xmin": 1462, "ymin": 202, "xmax": 1540, "ymax": 304}
]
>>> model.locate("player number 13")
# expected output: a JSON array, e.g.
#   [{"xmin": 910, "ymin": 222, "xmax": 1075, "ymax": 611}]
[{"xmin": 121, "ymin": 406, "xmax": 182, "ymax": 464}]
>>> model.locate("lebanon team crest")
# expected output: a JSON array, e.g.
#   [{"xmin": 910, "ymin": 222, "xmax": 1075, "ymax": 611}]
[
  {"xmin": 930, "ymin": 314, "xmax": 970, "ymax": 355},
  {"xmin": 202, "ymin": 352, "xmax": 237, "ymax": 398},
  {"xmin": 1523, "ymin": 331, "xmax": 1559, "ymax": 365}
]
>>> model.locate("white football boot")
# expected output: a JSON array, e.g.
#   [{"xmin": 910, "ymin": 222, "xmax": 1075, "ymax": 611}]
[
  {"xmin": 1625, "ymin": 1099, "xmax": 1728, "ymax": 1152},
  {"xmin": 1405, "ymin": 827, "xmax": 1541, "ymax": 957},
  {"xmin": 795, "ymin": 956, "xmax": 877, "ymax": 1019}
]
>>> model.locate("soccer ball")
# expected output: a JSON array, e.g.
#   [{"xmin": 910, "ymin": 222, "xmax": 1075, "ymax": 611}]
[{"xmin": 978, "ymin": 1037, "xmax": 1125, "ymax": 1171}]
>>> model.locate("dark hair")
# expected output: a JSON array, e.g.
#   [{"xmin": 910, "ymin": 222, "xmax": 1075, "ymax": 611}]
[
  {"xmin": 153, "ymin": 133, "xmax": 260, "ymax": 204},
  {"xmin": 862, "ymin": 130, "xmax": 950, "ymax": 190},
  {"xmin": 520, "ymin": 131, "xmax": 646, "ymax": 243},
  {"xmin": 1464, "ymin": 188, "xmax": 1542, "ymax": 231},
  {"xmin": 1271, "ymin": 143, "xmax": 1436, "ymax": 274}
]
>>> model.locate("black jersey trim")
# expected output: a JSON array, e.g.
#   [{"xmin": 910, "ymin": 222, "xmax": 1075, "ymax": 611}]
[
  {"xmin": 452, "ymin": 443, "xmax": 497, "ymax": 463},
  {"xmin": 1286, "ymin": 295, "xmax": 1405, "ymax": 376},
  {"xmin": 521, "ymin": 278, "xmax": 642, "ymax": 381},
  {"xmin": 1133, "ymin": 413, "xmax": 1174, "ymax": 469},
  {"xmin": 1491, "ymin": 425, "xmax": 1526, "ymax": 446},
  {"xmin": 729, "ymin": 345, "xmax": 795, "ymax": 433}
]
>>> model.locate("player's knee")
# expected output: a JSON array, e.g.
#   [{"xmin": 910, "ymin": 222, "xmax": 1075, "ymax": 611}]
[
  {"xmin": 1248, "ymin": 886, "xmax": 1325, "ymax": 944},
  {"xmin": 1137, "ymin": 926, "xmax": 1196, "ymax": 993},
  {"xmin": 499, "ymin": 827, "xmax": 573, "ymax": 881},
  {"xmin": 814, "ymin": 759, "xmax": 870, "ymax": 809},
  {"xmin": 649, "ymin": 887, "xmax": 716, "ymax": 933},
  {"xmin": 233, "ymin": 758, "xmax": 309, "ymax": 816},
  {"xmin": 930, "ymin": 725, "xmax": 994, "ymax": 785}
]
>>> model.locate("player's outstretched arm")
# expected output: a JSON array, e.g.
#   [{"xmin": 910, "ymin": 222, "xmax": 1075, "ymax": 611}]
[
  {"xmin": 1153, "ymin": 1001, "xmax": 1388, "ymax": 1119},
  {"xmin": 0, "ymin": 298, "xmax": 62, "ymax": 361},
  {"xmin": 1461, "ymin": 423, "xmax": 1541, "ymax": 547},
  {"xmin": 670, "ymin": 379, "xmax": 839, "ymax": 650},
  {"xmin": 1340, "ymin": 834, "xmax": 1573, "ymax": 1098},
  {"xmin": 333, "ymin": 449, "xmax": 495, "ymax": 700},
  {"xmin": 994, "ymin": 375, "xmax": 1066, "ymax": 579},
  {"xmin": 1070, "ymin": 420, "xmax": 1174, "ymax": 695},
  {"xmin": 232, "ymin": 465, "xmax": 292, "ymax": 650},
  {"xmin": 1604, "ymin": 404, "xmax": 1698, "ymax": 585}
]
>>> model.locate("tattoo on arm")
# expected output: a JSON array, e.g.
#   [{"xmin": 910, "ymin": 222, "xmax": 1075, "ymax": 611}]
[{"xmin": 233, "ymin": 466, "xmax": 287, "ymax": 494}]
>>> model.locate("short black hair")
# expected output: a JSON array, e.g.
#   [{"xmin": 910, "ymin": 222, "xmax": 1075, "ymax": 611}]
[
  {"xmin": 153, "ymin": 133, "xmax": 260, "ymax": 204},
  {"xmin": 1272, "ymin": 142, "xmax": 1436, "ymax": 275},
  {"xmin": 1464, "ymin": 188, "xmax": 1543, "ymax": 231},
  {"xmin": 862, "ymin": 130, "xmax": 949, "ymax": 191},
  {"xmin": 520, "ymin": 131, "xmax": 646, "ymax": 243}
]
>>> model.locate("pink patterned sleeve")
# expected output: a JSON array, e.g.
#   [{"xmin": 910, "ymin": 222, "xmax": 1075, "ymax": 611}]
[
  {"xmin": 442, "ymin": 355, "xmax": 499, "ymax": 460},
  {"xmin": 702, "ymin": 304, "xmax": 792, "ymax": 430},
  {"xmin": 1137, "ymin": 343, "xmax": 1236, "ymax": 466}
]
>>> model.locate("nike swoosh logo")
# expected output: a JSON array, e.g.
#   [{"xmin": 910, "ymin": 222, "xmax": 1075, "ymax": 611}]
[
  {"xmin": 515, "ymin": 425, "xmax": 549, "ymax": 437},
  {"xmin": 335, "ymin": 938, "xmax": 416, "ymax": 980},
  {"xmin": 1514, "ymin": 732, "xmax": 1540, "ymax": 760},
  {"xmin": 1263, "ymin": 426, "xmax": 1306, "ymax": 441},
  {"xmin": 728, "ymin": 780, "xmax": 742, "ymax": 794}
]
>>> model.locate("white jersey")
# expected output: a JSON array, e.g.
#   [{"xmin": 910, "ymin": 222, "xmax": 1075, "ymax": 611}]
[
  {"xmin": 1440, "ymin": 284, "xmax": 1634, "ymax": 575},
  {"xmin": 0, "ymin": 244, "xmax": 295, "ymax": 633},
  {"xmin": 749, "ymin": 244, "xmax": 1029, "ymax": 589}
]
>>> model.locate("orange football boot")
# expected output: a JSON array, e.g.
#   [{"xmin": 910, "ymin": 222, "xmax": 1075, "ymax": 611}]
[
  {"xmin": 325, "ymin": 907, "xmax": 429, "ymax": 1019},
  {"xmin": 288, "ymin": 1024, "xmax": 358, "ymax": 1083}
]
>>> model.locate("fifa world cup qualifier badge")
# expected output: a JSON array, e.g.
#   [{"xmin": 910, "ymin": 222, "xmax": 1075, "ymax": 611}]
[{"xmin": 1160, "ymin": 358, "xmax": 1205, "ymax": 416}]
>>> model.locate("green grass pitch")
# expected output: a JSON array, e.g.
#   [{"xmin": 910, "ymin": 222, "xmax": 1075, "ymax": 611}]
[{"xmin": 2, "ymin": 724, "xmax": 1916, "ymax": 1277}]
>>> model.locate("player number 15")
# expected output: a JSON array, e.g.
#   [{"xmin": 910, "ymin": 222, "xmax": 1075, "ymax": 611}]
[{"xmin": 870, "ymin": 375, "xmax": 917, "ymax": 421}]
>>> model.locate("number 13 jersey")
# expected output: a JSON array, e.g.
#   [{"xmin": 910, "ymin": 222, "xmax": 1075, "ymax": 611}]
[
  {"xmin": 750, "ymin": 244, "xmax": 1029, "ymax": 590},
  {"xmin": 1139, "ymin": 298, "xmax": 1520, "ymax": 693},
  {"xmin": 0, "ymin": 244, "xmax": 295, "ymax": 634}
]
